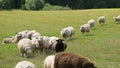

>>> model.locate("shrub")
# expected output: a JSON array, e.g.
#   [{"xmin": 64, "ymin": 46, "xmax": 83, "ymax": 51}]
[
  {"xmin": 43, "ymin": 3, "xmax": 71, "ymax": 10},
  {"xmin": 25, "ymin": 0, "xmax": 44, "ymax": 10}
]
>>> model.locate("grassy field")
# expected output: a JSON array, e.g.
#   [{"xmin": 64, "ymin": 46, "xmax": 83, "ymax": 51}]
[{"xmin": 0, "ymin": 9, "xmax": 120, "ymax": 68}]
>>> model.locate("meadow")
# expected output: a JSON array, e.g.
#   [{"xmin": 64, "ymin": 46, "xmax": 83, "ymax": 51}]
[{"xmin": 0, "ymin": 9, "xmax": 120, "ymax": 68}]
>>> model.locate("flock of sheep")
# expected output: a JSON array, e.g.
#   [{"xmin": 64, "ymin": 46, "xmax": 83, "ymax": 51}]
[{"xmin": 2, "ymin": 15, "xmax": 120, "ymax": 68}]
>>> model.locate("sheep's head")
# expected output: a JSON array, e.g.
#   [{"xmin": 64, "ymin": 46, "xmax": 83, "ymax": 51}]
[
  {"xmin": 25, "ymin": 46, "xmax": 32, "ymax": 54},
  {"xmin": 80, "ymin": 26, "xmax": 85, "ymax": 33},
  {"xmin": 82, "ymin": 61, "xmax": 97, "ymax": 68}
]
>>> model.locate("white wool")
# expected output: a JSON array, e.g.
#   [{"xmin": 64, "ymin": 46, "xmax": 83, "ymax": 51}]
[
  {"xmin": 88, "ymin": 19, "xmax": 96, "ymax": 28},
  {"xmin": 44, "ymin": 55, "xmax": 55, "ymax": 68},
  {"xmin": 15, "ymin": 61, "xmax": 36, "ymax": 68},
  {"xmin": 17, "ymin": 38, "xmax": 32, "ymax": 57}
]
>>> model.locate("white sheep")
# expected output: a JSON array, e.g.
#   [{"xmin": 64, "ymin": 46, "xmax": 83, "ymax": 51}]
[
  {"xmin": 61, "ymin": 26, "xmax": 75, "ymax": 39},
  {"xmin": 15, "ymin": 61, "xmax": 36, "ymax": 68},
  {"xmin": 44, "ymin": 55, "xmax": 55, "ymax": 68},
  {"xmin": 26, "ymin": 30, "xmax": 37, "ymax": 39},
  {"xmin": 113, "ymin": 16, "xmax": 120, "ymax": 23},
  {"xmin": 80, "ymin": 24, "xmax": 90, "ymax": 34},
  {"xmin": 88, "ymin": 19, "xmax": 96, "ymax": 28},
  {"xmin": 67, "ymin": 26, "xmax": 75, "ymax": 38},
  {"xmin": 31, "ymin": 32, "xmax": 41, "ymax": 40},
  {"xmin": 17, "ymin": 38, "xmax": 32, "ymax": 58},
  {"xmin": 2, "ymin": 36, "xmax": 15, "ymax": 44},
  {"xmin": 31, "ymin": 36, "xmax": 43, "ymax": 53},
  {"xmin": 41, "ymin": 36, "xmax": 50, "ymax": 52},
  {"xmin": 98, "ymin": 16, "xmax": 106, "ymax": 25}
]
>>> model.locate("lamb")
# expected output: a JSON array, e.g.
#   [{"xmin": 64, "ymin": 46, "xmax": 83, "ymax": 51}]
[
  {"xmin": 97, "ymin": 16, "xmax": 106, "ymax": 25},
  {"xmin": 49, "ymin": 36, "xmax": 67, "ymax": 53},
  {"xmin": 44, "ymin": 55, "xmax": 55, "ymax": 68},
  {"xmin": 2, "ymin": 36, "xmax": 15, "ymax": 44},
  {"xmin": 15, "ymin": 61, "xmax": 36, "ymax": 68},
  {"xmin": 61, "ymin": 26, "xmax": 75, "ymax": 39},
  {"xmin": 17, "ymin": 38, "xmax": 32, "ymax": 58},
  {"xmin": 80, "ymin": 24, "xmax": 90, "ymax": 34},
  {"xmin": 54, "ymin": 52, "xmax": 97, "ymax": 68},
  {"xmin": 113, "ymin": 15, "xmax": 120, "ymax": 23},
  {"xmin": 88, "ymin": 19, "xmax": 96, "ymax": 28},
  {"xmin": 12, "ymin": 33, "xmax": 23, "ymax": 43}
]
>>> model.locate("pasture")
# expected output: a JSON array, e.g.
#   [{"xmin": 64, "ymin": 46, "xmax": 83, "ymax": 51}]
[{"xmin": 0, "ymin": 9, "xmax": 120, "ymax": 68}]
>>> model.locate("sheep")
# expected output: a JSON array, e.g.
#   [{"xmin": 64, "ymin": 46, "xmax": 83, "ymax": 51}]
[
  {"xmin": 31, "ymin": 32, "xmax": 41, "ymax": 40},
  {"xmin": 15, "ymin": 61, "xmax": 36, "ymax": 68},
  {"xmin": 26, "ymin": 30, "xmax": 37, "ymax": 39},
  {"xmin": 49, "ymin": 36, "xmax": 67, "ymax": 53},
  {"xmin": 88, "ymin": 19, "xmax": 96, "ymax": 28},
  {"xmin": 41, "ymin": 36, "xmax": 50, "ymax": 52},
  {"xmin": 80, "ymin": 24, "xmax": 90, "ymax": 34},
  {"xmin": 2, "ymin": 36, "xmax": 15, "ymax": 44},
  {"xmin": 44, "ymin": 55, "xmax": 55, "ymax": 68},
  {"xmin": 67, "ymin": 26, "xmax": 75, "ymax": 38},
  {"xmin": 54, "ymin": 52, "xmax": 97, "ymax": 68},
  {"xmin": 31, "ymin": 36, "xmax": 43, "ymax": 53},
  {"xmin": 113, "ymin": 16, "xmax": 120, "ymax": 23},
  {"xmin": 98, "ymin": 16, "xmax": 106, "ymax": 25},
  {"xmin": 61, "ymin": 28, "xmax": 70, "ymax": 39},
  {"xmin": 11, "ymin": 33, "xmax": 23, "ymax": 43},
  {"xmin": 17, "ymin": 38, "xmax": 32, "ymax": 58},
  {"xmin": 61, "ymin": 26, "xmax": 75, "ymax": 39}
]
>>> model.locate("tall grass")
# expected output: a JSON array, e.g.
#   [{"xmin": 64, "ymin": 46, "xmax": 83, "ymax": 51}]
[{"xmin": 0, "ymin": 9, "xmax": 120, "ymax": 68}]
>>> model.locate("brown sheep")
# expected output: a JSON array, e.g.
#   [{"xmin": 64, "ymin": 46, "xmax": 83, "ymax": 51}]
[{"xmin": 54, "ymin": 52, "xmax": 97, "ymax": 68}]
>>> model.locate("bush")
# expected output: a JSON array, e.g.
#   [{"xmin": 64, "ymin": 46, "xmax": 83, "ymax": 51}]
[
  {"xmin": 25, "ymin": 0, "xmax": 44, "ymax": 10},
  {"xmin": 43, "ymin": 3, "xmax": 71, "ymax": 10},
  {"xmin": 0, "ymin": 0, "xmax": 14, "ymax": 10}
]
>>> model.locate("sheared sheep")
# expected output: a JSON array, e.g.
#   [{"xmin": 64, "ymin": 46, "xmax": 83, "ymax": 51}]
[
  {"xmin": 80, "ymin": 24, "xmax": 90, "ymax": 34},
  {"xmin": 88, "ymin": 19, "xmax": 96, "ymax": 28},
  {"xmin": 54, "ymin": 52, "xmax": 97, "ymax": 68},
  {"xmin": 44, "ymin": 55, "xmax": 55, "ymax": 68},
  {"xmin": 15, "ymin": 61, "xmax": 36, "ymax": 68},
  {"xmin": 17, "ymin": 38, "xmax": 32, "ymax": 58}
]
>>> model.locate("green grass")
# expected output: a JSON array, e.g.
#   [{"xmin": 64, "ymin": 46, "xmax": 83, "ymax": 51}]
[{"xmin": 0, "ymin": 9, "xmax": 120, "ymax": 68}]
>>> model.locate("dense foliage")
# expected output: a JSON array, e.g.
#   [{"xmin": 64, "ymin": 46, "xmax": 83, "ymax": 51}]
[{"xmin": 0, "ymin": 0, "xmax": 120, "ymax": 10}]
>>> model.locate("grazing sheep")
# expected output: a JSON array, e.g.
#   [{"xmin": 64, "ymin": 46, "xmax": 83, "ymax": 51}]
[
  {"xmin": 41, "ymin": 36, "xmax": 50, "ymax": 52},
  {"xmin": 80, "ymin": 24, "xmax": 90, "ymax": 34},
  {"xmin": 31, "ymin": 36, "xmax": 43, "ymax": 53},
  {"xmin": 44, "ymin": 55, "xmax": 55, "ymax": 68},
  {"xmin": 49, "ymin": 36, "xmax": 67, "ymax": 53},
  {"xmin": 98, "ymin": 16, "xmax": 106, "ymax": 25},
  {"xmin": 17, "ymin": 38, "xmax": 32, "ymax": 58},
  {"xmin": 61, "ymin": 26, "xmax": 75, "ymax": 39},
  {"xmin": 88, "ymin": 19, "xmax": 96, "ymax": 28},
  {"xmin": 2, "ymin": 36, "xmax": 15, "ymax": 44},
  {"xmin": 113, "ymin": 16, "xmax": 120, "ymax": 23},
  {"xmin": 12, "ymin": 33, "xmax": 23, "ymax": 43},
  {"xmin": 15, "ymin": 61, "xmax": 36, "ymax": 68},
  {"xmin": 54, "ymin": 52, "xmax": 97, "ymax": 68}
]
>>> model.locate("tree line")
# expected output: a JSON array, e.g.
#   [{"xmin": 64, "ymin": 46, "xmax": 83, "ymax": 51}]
[{"xmin": 0, "ymin": 0, "xmax": 120, "ymax": 10}]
